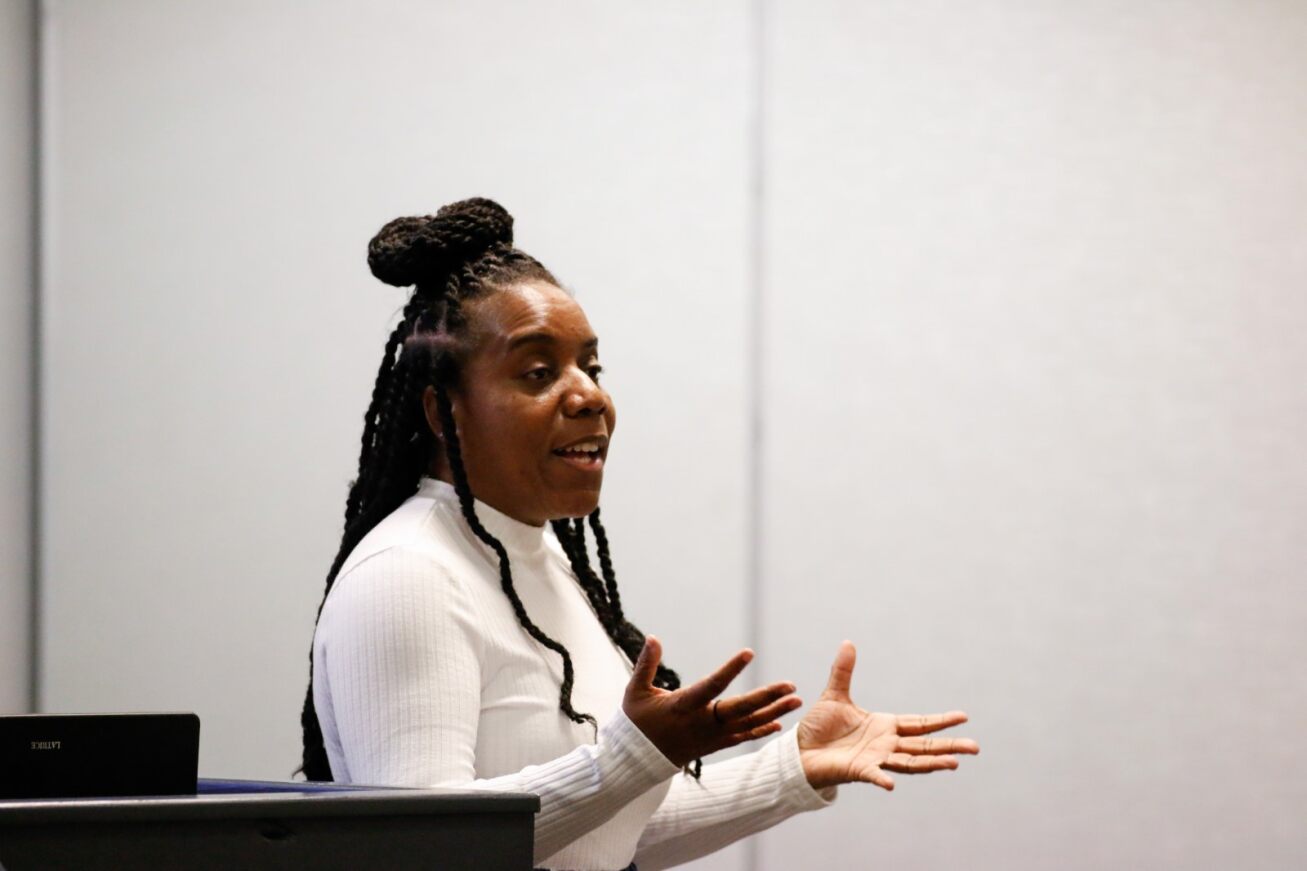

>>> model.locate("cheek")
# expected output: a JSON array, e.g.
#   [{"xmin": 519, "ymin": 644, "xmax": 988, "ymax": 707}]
[
  {"xmin": 505, "ymin": 401, "xmax": 558, "ymax": 474},
  {"xmin": 461, "ymin": 398, "xmax": 523, "ymax": 464}
]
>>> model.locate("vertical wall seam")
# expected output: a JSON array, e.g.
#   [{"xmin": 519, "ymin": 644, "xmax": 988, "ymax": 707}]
[
  {"xmin": 28, "ymin": 0, "xmax": 43, "ymax": 713},
  {"xmin": 745, "ymin": 0, "xmax": 767, "ymax": 685},
  {"xmin": 744, "ymin": 1, "xmax": 767, "ymax": 870}
]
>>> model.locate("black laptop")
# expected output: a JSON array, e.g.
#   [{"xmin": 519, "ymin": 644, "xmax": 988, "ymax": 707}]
[{"xmin": 0, "ymin": 712, "xmax": 200, "ymax": 800}]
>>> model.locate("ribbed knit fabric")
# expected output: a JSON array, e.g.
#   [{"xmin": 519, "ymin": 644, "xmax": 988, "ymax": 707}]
[{"xmin": 313, "ymin": 477, "xmax": 835, "ymax": 870}]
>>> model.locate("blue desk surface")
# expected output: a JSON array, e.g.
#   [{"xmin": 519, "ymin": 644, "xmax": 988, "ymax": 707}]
[{"xmin": 199, "ymin": 777, "xmax": 372, "ymax": 794}]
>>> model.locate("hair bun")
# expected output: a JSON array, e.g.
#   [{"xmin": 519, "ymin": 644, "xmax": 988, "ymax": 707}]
[{"xmin": 367, "ymin": 197, "xmax": 515, "ymax": 288}]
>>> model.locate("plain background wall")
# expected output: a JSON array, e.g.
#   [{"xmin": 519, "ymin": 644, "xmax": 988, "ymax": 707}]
[
  {"xmin": 0, "ymin": 0, "xmax": 33, "ymax": 716},
  {"xmin": 30, "ymin": 1, "xmax": 1307, "ymax": 869},
  {"xmin": 755, "ymin": 3, "xmax": 1307, "ymax": 869}
]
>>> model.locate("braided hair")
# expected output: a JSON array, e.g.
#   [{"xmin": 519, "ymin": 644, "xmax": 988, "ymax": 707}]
[{"xmin": 300, "ymin": 197, "xmax": 691, "ymax": 781}]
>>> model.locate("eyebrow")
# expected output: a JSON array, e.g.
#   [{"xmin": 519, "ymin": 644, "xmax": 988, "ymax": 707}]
[{"xmin": 506, "ymin": 331, "xmax": 599, "ymax": 352}]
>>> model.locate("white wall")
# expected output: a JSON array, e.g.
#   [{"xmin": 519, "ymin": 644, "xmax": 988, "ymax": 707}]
[
  {"xmin": 0, "ymin": 0, "xmax": 34, "ymax": 715},
  {"xmin": 36, "ymin": 1, "xmax": 1307, "ymax": 869},
  {"xmin": 756, "ymin": 2, "xmax": 1307, "ymax": 869}
]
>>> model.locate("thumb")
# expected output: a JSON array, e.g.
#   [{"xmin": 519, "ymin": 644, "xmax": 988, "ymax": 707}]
[
  {"xmin": 630, "ymin": 635, "xmax": 662, "ymax": 690},
  {"xmin": 823, "ymin": 640, "xmax": 856, "ymax": 700}
]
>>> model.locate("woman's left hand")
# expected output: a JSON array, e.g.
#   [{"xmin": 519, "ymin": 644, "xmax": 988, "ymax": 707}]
[{"xmin": 797, "ymin": 641, "xmax": 980, "ymax": 791}]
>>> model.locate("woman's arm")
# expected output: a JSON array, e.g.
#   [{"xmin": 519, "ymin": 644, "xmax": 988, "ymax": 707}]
[
  {"xmin": 316, "ymin": 547, "xmax": 681, "ymax": 863},
  {"xmin": 633, "ymin": 728, "xmax": 836, "ymax": 871}
]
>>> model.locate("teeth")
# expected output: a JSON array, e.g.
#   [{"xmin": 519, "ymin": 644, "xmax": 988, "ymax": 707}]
[{"xmin": 565, "ymin": 441, "xmax": 599, "ymax": 453}]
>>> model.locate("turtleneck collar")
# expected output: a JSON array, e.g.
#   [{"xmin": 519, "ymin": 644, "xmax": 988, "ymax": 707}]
[{"xmin": 418, "ymin": 476, "xmax": 547, "ymax": 558}]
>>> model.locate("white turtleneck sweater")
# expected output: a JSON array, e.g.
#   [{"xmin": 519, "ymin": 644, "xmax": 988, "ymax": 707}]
[{"xmin": 312, "ymin": 477, "xmax": 835, "ymax": 870}]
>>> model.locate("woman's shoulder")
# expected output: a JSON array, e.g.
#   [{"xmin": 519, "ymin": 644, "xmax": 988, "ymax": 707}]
[
  {"xmin": 314, "ymin": 512, "xmax": 489, "ymax": 659},
  {"xmin": 331, "ymin": 489, "xmax": 477, "ymax": 595}
]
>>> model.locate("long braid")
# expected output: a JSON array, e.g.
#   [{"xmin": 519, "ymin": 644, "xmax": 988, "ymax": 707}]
[
  {"xmin": 434, "ymin": 381, "xmax": 596, "ymax": 732},
  {"xmin": 583, "ymin": 510, "xmax": 655, "ymax": 675},
  {"xmin": 552, "ymin": 519, "xmax": 617, "ymax": 627},
  {"xmin": 562, "ymin": 512, "xmax": 683, "ymax": 692},
  {"xmin": 587, "ymin": 509, "xmax": 622, "ymax": 617},
  {"xmin": 342, "ymin": 306, "xmax": 415, "ymax": 528},
  {"xmin": 556, "ymin": 510, "xmax": 702, "ymax": 778}
]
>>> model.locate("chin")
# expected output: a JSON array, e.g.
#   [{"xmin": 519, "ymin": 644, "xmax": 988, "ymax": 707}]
[{"xmin": 550, "ymin": 489, "xmax": 603, "ymax": 520}]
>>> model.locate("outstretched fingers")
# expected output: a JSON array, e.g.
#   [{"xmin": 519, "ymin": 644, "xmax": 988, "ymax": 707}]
[
  {"xmin": 728, "ymin": 692, "xmax": 803, "ymax": 732},
  {"xmin": 883, "ymin": 752, "xmax": 959, "ymax": 774},
  {"xmin": 720, "ymin": 720, "xmax": 784, "ymax": 749},
  {"xmin": 714, "ymin": 681, "xmax": 798, "ymax": 722},
  {"xmin": 676, "ymin": 648, "xmax": 755, "ymax": 711},
  {"xmin": 895, "ymin": 711, "xmax": 969, "ymax": 736},
  {"xmin": 896, "ymin": 735, "xmax": 979, "ymax": 756}
]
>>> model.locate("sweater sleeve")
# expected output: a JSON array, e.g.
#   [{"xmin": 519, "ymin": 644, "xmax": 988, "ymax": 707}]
[
  {"xmin": 317, "ymin": 548, "xmax": 680, "ymax": 864},
  {"xmin": 633, "ymin": 726, "xmax": 837, "ymax": 871}
]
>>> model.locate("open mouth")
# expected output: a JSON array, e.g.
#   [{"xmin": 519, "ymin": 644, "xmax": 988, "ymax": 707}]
[{"xmin": 552, "ymin": 438, "xmax": 606, "ymax": 471}]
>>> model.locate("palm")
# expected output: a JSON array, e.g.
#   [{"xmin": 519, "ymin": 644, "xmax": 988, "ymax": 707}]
[
  {"xmin": 798, "ymin": 695, "xmax": 898, "ymax": 785},
  {"xmin": 796, "ymin": 641, "xmax": 979, "ymax": 791}
]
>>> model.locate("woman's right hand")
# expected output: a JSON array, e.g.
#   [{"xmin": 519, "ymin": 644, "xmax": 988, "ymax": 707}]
[{"xmin": 622, "ymin": 636, "xmax": 802, "ymax": 767}]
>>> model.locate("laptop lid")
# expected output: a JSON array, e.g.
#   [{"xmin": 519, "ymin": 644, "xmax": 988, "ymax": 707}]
[{"xmin": 0, "ymin": 712, "xmax": 200, "ymax": 799}]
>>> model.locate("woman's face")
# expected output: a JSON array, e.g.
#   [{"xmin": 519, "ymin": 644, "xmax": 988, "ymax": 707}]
[{"xmin": 427, "ymin": 282, "xmax": 616, "ymax": 526}]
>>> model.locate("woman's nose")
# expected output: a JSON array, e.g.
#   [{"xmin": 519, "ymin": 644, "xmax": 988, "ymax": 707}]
[{"xmin": 563, "ymin": 370, "xmax": 606, "ymax": 417}]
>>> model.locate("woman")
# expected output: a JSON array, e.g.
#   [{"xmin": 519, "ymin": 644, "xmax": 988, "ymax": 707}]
[{"xmin": 301, "ymin": 198, "xmax": 978, "ymax": 871}]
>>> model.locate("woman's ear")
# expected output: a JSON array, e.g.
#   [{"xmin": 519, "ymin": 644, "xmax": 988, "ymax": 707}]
[{"xmin": 421, "ymin": 385, "xmax": 444, "ymax": 440}]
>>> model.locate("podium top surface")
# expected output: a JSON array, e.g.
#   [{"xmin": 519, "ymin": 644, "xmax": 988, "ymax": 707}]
[{"xmin": 0, "ymin": 777, "xmax": 540, "ymax": 825}]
